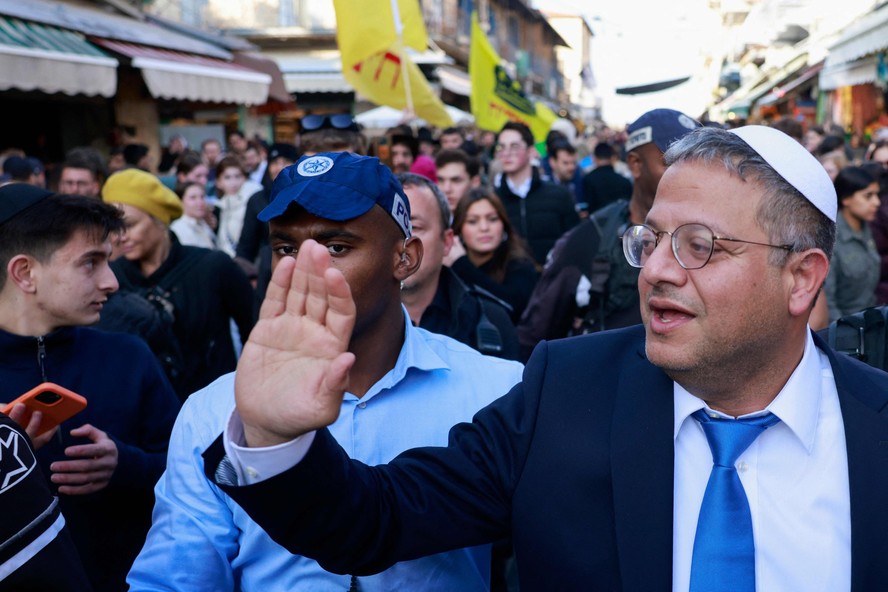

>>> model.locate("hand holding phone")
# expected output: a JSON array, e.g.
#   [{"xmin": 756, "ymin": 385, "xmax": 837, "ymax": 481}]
[{"xmin": 2, "ymin": 382, "xmax": 87, "ymax": 438}]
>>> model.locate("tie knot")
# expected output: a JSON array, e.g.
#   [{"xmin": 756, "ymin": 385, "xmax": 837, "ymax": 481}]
[{"xmin": 692, "ymin": 410, "xmax": 780, "ymax": 467}]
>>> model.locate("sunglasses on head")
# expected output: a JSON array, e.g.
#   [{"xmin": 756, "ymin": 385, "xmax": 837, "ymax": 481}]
[{"xmin": 301, "ymin": 114, "xmax": 359, "ymax": 132}]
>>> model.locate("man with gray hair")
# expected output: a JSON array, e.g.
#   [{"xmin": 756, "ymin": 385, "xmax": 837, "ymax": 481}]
[{"xmin": 205, "ymin": 127, "xmax": 888, "ymax": 590}]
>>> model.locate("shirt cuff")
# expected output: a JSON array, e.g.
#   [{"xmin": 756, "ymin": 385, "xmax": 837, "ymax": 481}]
[{"xmin": 222, "ymin": 409, "xmax": 316, "ymax": 485}]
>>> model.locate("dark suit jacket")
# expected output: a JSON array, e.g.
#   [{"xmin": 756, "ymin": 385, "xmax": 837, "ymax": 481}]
[{"xmin": 206, "ymin": 325, "xmax": 888, "ymax": 591}]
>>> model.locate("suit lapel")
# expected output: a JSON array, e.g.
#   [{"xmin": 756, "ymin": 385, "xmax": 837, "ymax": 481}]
[
  {"xmin": 610, "ymin": 343, "xmax": 675, "ymax": 591},
  {"xmin": 827, "ymin": 343, "xmax": 888, "ymax": 592}
]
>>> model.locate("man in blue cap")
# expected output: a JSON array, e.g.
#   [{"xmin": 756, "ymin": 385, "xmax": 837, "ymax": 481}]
[
  {"xmin": 129, "ymin": 152, "xmax": 524, "ymax": 591},
  {"xmin": 518, "ymin": 108, "xmax": 701, "ymax": 358}
]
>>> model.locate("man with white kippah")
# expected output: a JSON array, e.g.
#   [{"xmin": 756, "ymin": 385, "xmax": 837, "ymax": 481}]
[{"xmin": 203, "ymin": 128, "xmax": 888, "ymax": 590}]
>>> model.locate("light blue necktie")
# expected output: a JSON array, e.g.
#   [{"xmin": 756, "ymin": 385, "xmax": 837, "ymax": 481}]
[{"xmin": 689, "ymin": 409, "xmax": 780, "ymax": 592}]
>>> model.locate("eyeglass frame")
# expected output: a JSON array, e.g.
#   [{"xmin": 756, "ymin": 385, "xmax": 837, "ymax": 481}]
[{"xmin": 621, "ymin": 222, "xmax": 794, "ymax": 270}]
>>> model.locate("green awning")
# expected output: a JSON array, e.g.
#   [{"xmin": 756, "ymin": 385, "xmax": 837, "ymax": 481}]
[{"xmin": 0, "ymin": 17, "xmax": 117, "ymax": 97}]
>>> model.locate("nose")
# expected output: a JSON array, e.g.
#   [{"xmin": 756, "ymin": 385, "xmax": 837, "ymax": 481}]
[
  {"xmin": 638, "ymin": 234, "xmax": 687, "ymax": 288},
  {"xmin": 99, "ymin": 263, "xmax": 119, "ymax": 294}
]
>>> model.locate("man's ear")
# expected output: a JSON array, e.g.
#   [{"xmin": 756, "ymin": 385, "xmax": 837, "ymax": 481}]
[
  {"xmin": 626, "ymin": 151, "xmax": 642, "ymax": 181},
  {"xmin": 6, "ymin": 255, "xmax": 39, "ymax": 294},
  {"xmin": 470, "ymin": 175, "xmax": 481, "ymax": 189},
  {"xmin": 441, "ymin": 228, "xmax": 455, "ymax": 257},
  {"xmin": 395, "ymin": 236, "xmax": 423, "ymax": 281},
  {"xmin": 787, "ymin": 249, "xmax": 830, "ymax": 317}
]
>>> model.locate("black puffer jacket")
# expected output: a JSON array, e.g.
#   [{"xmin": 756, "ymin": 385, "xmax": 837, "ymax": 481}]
[{"xmin": 494, "ymin": 167, "xmax": 580, "ymax": 264}]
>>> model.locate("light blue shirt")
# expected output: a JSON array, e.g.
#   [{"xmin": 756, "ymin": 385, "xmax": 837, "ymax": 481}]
[{"xmin": 128, "ymin": 313, "xmax": 524, "ymax": 592}]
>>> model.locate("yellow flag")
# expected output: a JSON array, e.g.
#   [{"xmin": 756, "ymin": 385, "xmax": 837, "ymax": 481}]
[
  {"xmin": 470, "ymin": 12, "xmax": 556, "ymax": 143},
  {"xmin": 344, "ymin": 47, "xmax": 453, "ymax": 128},
  {"xmin": 334, "ymin": 0, "xmax": 452, "ymax": 128},
  {"xmin": 333, "ymin": 0, "xmax": 427, "ymax": 64}
]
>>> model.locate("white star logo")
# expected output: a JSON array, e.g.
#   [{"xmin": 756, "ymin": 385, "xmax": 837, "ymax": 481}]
[{"xmin": 0, "ymin": 424, "xmax": 36, "ymax": 494}]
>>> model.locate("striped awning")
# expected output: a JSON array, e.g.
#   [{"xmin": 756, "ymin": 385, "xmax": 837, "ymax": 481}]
[
  {"xmin": 0, "ymin": 16, "xmax": 117, "ymax": 97},
  {"xmin": 93, "ymin": 38, "xmax": 271, "ymax": 106}
]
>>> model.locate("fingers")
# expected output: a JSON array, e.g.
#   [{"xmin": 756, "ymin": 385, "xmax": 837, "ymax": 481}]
[
  {"xmin": 324, "ymin": 267, "xmax": 356, "ymax": 345},
  {"xmin": 69, "ymin": 423, "xmax": 104, "ymax": 442},
  {"xmin": 304, "ymin": 242, "xmax": 333, "ymax": 322},
  {"xmin": 258, "ymin": 255, "xmax": 297, "ymax": 320}
]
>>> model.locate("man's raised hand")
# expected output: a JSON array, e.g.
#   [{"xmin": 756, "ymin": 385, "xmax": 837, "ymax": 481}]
[{"xmin": 235, "ymin": 240, "xmax": 356, "ymax": 448}]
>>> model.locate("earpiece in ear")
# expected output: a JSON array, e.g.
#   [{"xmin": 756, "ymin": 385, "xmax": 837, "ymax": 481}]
[{"xmin": 400, "ymin": 251, "xmax": 408, "ymax": 264}]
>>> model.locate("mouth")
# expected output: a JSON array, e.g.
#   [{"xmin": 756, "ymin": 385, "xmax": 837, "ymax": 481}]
[{"xmin": 647, "ymin": 298, "xmax": 695, "ymax": 333}]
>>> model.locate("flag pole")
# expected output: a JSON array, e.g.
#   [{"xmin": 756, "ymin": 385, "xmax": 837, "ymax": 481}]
[{"xmin": 390, "ymin": 0, "xmax": 415, "ymax": 120}]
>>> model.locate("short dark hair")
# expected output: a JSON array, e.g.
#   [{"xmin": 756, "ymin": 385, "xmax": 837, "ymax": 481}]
[
  {"xmin": 770, "ymin": 117, "xmax": 803, "ymax": 143},
  {"xmin": 834, "ymin": 166, "xmax": 876, "ymax": 204},
  {"xmin": 549, "ymin": 140, "xmax": 577, "ymax": 159},
  {"xmin": 0, "ymin": 194, "xmax": 124, "ymax": 286},
  {"xmin": 176, "ymin": 150, "xmax": 204, "ymax": 176},
  {"xmin": 498, "ymin": 122, "xmax": 534, "ymax": 148},
  {"xmin": 441, "ymin": 127, "xmax": 464, "ymax": 139},
  {"xmin": 397, "ymin": 172, "xmax": 451, "ymax": 232},
  {"xmin": 62, "ymin": 147, "xmax": 107, "ymax": 183},
  {"xmin": 434, "ymin": 149, "xmax": 480, "ymax": 177},
  {"xmin": 215, "ymin": 155, "xmax": 247, "ymax": 178},
  {"xmin": 123, "ymin": 143, "xmax": 149, "ymax": 165},
  {"xmin": 593, "ymin": 142, "xmax": 615, "ymax": 160}
]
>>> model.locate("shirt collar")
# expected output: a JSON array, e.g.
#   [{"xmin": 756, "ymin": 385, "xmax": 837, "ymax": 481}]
[
  {"xmin": 673, "ymin": 330, "xmax": 823, "ymax": 454},
  {"xmin": 352, "ymin": 306, "xmax": 450, "ymax": 402}
]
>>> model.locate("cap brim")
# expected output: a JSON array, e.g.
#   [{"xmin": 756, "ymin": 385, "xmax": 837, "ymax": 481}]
[{"xmin": 258, "ymin": 182, "xmax": 378, "ymax": 222}]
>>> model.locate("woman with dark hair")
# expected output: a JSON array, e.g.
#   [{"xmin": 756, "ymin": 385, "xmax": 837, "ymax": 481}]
[
  {"xmin": 449, "ymin": 187, "xmax": 539, "ymax": 322},
  {"xmin": 824, "ymin": 166, "xmax": 881, "ymax": 321}
]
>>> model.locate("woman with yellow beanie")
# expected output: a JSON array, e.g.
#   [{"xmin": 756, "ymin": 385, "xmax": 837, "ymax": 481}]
[{"xmin": 100, "ymin": 168, "xmax": 254, "ymax": 399}]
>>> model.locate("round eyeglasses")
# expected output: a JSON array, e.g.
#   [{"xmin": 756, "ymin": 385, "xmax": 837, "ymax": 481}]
[{"xmin": 621, "ymin": 223, "xmax": 793, "ymax": 270}]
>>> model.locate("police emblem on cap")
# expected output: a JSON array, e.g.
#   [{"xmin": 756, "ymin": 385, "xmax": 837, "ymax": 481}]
[
  {"xmin": 297, "ymin": 155, "xmax": 334, "ymax": 177},
  {"xmin": 0, "ymin": 424, "xmax": 37, "ymax": 492}
]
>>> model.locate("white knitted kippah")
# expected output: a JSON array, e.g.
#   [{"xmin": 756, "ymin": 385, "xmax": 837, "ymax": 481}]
[{"xmin": 729, "ymin": 125, "xmax": 837, "ymax": 222}]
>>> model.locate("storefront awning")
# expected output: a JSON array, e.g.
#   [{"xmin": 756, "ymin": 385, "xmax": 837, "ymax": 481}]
[
  {"xmin": 757, "ymin": 62, "xmax": 823, "ymax": 107},
  {"xmin": 270, "ymin": 50, "xmax": 352, "ymax": 94},
  {"xmin": 0, "ymin": 16, "xmax": 117, "ymax": 97},
  {"xmin": 93, "ymin": 38, "xmax": 271, "ymax": 105},
  {"xmin": 820, "ymin": 54, "xmax": 882, "ymax": 90},
  {"xmin": 437, "ymin": 65, "xmax": 470, "ymax": 97},
  {"xmin": 825, "ymin": 4, "xmax": 888, "ymax": 69}
]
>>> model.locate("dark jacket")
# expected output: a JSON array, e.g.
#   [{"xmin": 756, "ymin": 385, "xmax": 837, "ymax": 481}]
[
  {"xmin": 419, "ymin": 268, "xmax": 520, "ymax": 361},
  {"xmin": 0, "ymin": 327, "xmax": 179, "ymax": 592},
  {"xmin": 494, "ymin": 168, "xmax": 579, "ymax": 264},
  {"xmin": 207, "ymin": 328, "xmax": 888, "ymax": 591},
  {"xmin": 111, "ymin": 234, "xmax": 255, "ymax": 398},
  {"xmin": 517, "ymin": 200, "xmax": 638, "ymax": 359},
  {"xmin": 582, "ymin": 165, "xmax": 632, "ymax": 213},
  {"xmin": 450, "ymin": 253, "xmax": 539, "ymax": 324}
]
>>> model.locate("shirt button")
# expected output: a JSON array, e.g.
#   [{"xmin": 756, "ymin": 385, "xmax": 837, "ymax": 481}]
[
  {"xmin": 737, "ymin": 461, "xmax": 748, "ymax": 473},
  {"xmin": 358, "ymin": 402, "xmax": 367, "ymax": 409},
  {"xmin": 246, "ymin": 467, "xmax": 259, "ymax": 479}
]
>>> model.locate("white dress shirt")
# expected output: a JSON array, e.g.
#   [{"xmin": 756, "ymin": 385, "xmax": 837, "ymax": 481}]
[{"xmin": 673, "ymin": 330, "xmax": 851, "ymax": 592}]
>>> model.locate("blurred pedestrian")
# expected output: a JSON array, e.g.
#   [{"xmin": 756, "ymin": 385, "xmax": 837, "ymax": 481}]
[{"xmin": 824, "ymin": 166, "xmax": 880, "ymax": 321}]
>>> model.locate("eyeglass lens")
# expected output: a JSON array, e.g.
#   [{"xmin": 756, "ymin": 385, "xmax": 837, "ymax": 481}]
[{"xmin": 623, "ymin": 224, "xmax": 716, "ymax": 270}]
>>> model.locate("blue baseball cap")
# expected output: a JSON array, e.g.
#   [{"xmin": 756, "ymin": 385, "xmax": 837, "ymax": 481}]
[
  {"xmin": 259, "ymin": 152, "xmax": 412, "ymax": 238},
  {"xmin": 625, "ymin": 108, "xmax": 701, "ymax": 153}
]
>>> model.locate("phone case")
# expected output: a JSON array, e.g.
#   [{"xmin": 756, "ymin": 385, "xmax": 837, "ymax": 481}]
[{"xmin": 2, "ymin": 382, "xmax": 88, "ymax": 436}]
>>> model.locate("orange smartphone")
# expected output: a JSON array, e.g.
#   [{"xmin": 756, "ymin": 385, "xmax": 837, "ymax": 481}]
[{"xmin": 2, "ymin": 382, "xmax": 87, "ymax": 437}]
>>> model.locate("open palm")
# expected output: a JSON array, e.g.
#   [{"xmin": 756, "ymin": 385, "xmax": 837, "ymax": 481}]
[{"xmin": 235, "ymin": 240, "xmax": 356, "ymax": 447}]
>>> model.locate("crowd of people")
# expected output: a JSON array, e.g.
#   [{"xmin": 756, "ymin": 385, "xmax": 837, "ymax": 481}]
[{"xmin": 1, "ymin": 107, "xmax": 888, "ymax": 591}]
